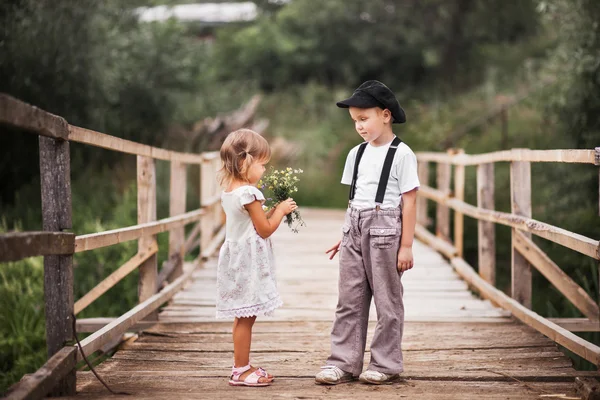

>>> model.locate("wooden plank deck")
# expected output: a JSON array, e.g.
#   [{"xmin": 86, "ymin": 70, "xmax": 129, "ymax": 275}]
[{"xmin": 68, "ymin": 208, "xmax": 589, "ymax": 399}]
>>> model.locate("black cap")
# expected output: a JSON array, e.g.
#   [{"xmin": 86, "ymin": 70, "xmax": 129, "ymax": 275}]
[{"xmin": 336, "ymin": 80, "xmax": 406, "ymax": 124}]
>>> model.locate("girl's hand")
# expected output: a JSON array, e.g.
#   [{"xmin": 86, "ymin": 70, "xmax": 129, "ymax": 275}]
[
  {"xmin": 326, "ymin": 239, "xmax": 342, "ymax": 260},
  {"xmin": 275, "ymin": 198, "xmax": 297, "ymax": 215},
  {"xmin": 397, "ymin": 245, "xmax": 414, "ymax": 272}
]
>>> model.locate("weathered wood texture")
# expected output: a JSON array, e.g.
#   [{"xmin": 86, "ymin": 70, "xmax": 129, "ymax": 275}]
[
  {"xmin": 75, "ymin": 261, "xmax": 198, "ymax": 363},
  {"xmin": 69, "ymin": 208, "xmax": 596, "ymax": 399},
  {"xmin": 417, "ymin": 148, "xmax": 598, "ymax": 165},
  {"xmin": 168, "ymin": 161, "xmax": 187, "ymax": 281},
  {"xmin": 137, "ymin": 156, "xmax": 158, "ymax": 321},
  {"xmin": 477, "ymin": 163, "xmax": 496, "ymax": 285},
  {"xmin": 418, "ymin": 184, "xmax": 599, "ymax": 260},
  {"xmin": 416, "ymin": 160, "xmax": 429, "ymax": 226},
  {"xmin": 4, "ymin": 347, "xmax": 77, "ymax": 400},
  {"xmin": 74, "ymin": 242, "xmax": 159, "ymax": 315},
  {"xmin": 74, "ymin": 209, "xmax": 203, "ymax": 252},
  {"xmin": 68, "ymin": 125, "xmax": 204, "ymax": 164},
  {"xmin": 514, "ymin": 231, "xmax": 599, "ymax": 320},
  {"xmin": 39, "ymin": 136, "xmax": 76, "ymax": 396},
  {"xmin": 0, "ymin": 232, "xmax": 74, "ymax": 262},
  {"xmin": 0, "ymin": 93, "xmax": 69, "ymax": 139},
  {"xmin": 436, "ymin": 161, "xmax": 451, "ymax": 242},
  {"xmin": 453, "ymin": 149, "xmax": 465, "ymax": 257},
  {"xmin": 511, "ymin": 160, "xmax": 532, "ymax": 308}
]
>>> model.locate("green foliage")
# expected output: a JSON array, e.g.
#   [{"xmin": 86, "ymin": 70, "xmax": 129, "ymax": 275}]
[
  {"xmin": 0, "ymin": 257, "xmax": 46, "ymax": 393},
  {"xmin": 539, "ymin": 0, "xmax": 600, "ymax": 149},
  {"xmin": 212, "ymin": 0, "xmax": 540, "ymax": 93}
]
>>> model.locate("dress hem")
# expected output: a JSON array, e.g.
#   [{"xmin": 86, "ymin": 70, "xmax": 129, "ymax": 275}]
[{"xmin": 216, "ymin": 296, "xmax": 283, "ymax": 319}]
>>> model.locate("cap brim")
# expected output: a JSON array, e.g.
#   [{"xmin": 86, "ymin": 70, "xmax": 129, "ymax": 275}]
[{"xmin": 336, "ymin": 95, "xmax": 382, "ymax": 109}]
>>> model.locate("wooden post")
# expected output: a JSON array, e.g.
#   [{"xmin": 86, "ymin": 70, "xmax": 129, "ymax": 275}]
[
  {"xmin": 511, "ymin": 157, "xmax": 532, "ymax": 308},
  {"xmin": 137, "ymin": 156, "xmax": 158, "ymax": 320},
  {"xmin": 200, "ymin": 158, "xmax": 212, "ymax": 255},
  {"xmin": 453, "ymin": 149, "xmax": 465, "ymax": 257},
  {"xmin": 436, "ymin": 155, "xmax": 452, "ymax": 242},
  {"xmin": 39, "ymin": 136, "xmax": 76, "ymax": 396},
  {"xmin": 477, "ymin": 163, "xmax": 496, "ymax": 285},
  {"xmin": 417, "ymin": 160, "xmax": 429, "ymax": 226},
  {"xmin": 168, "ymin": 161, "xmax": 187, "ymax": 281}
]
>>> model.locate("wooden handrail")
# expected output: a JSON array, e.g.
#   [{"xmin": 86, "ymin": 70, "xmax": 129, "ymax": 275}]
[
  {"xmin": 0, "ymin": 94, "xmax": 204, "ymax": 164},
  {"xmin": 1, "ymin": 93, "xmax": 229, "ymax": 398},
  {"xmin": 416, "ymin": 148, "xmax": 598, "ymax": 165},
  {"xmin": 418, "ymin": 185, "xmax": 600, "ymax": 260},
  {"xmin": 75, "ymin": 260, "xmax": 198, "ymax": 363},
  {"xmin": 0, "ymin": 232, "xmax": 75, "ymax": 262},
  {"xmin": 69, "ymin": 126, "xmax": 204, "ymax": 164},
  {"xmin": 416, "ymin": 147, "xmax": 600, "ymax": 366},
  {"xmin": 415, "ymin": 224, "xmax": 600, "ymax": 366},
  {"xmin": 74, "ymin": 209, "xmax": 204, "ymax": 252}
]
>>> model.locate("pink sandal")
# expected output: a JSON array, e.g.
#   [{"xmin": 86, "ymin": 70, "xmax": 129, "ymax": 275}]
[{"xmin": 229, "ymin": 365, "xmax": 273, "ymax": 387}]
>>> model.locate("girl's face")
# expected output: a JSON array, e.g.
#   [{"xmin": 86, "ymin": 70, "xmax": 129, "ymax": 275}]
[
  {"xmin": 348, "ymin": 107, "xmax": 391, "ymax": 144},
  {"xmin": 247, "ymin": 158, "xmax": 268, "ymax": 184}
]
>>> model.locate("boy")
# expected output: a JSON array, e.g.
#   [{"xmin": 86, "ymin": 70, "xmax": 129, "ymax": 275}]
[{"xmin": 315, "ymin": 80, "xmax": 419, "ymax": 385}]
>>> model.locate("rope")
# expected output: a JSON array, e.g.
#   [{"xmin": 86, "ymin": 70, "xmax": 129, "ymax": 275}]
[{"xmin": 71, "ymin": 313, "xmax": 131, "ymax": 396}]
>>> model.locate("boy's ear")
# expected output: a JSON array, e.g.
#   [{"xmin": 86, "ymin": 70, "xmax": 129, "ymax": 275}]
[{"xmin": 382, "ymin": 108, "xmax": 392, "ymax": 123}]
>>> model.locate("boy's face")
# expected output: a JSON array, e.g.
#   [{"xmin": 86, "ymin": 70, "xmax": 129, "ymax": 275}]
[{"xmin": 348, "ymin": 106, "xmax": 392, "ymax": 143}]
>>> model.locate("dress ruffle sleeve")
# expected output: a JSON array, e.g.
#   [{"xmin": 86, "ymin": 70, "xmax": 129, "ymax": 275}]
[{"xmin": 239, "ymin": 186, "xmax": 265, "ymax": 207}]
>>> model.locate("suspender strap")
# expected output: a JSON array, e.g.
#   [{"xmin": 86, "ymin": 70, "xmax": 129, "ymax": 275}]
[
  {"xmin": 375, "ymin": 136, "xmax": 402, "ymax": 205},
  {"xmin": 349, "ymin": 137, "xmax": 403, "ymax": 206},
  {"xmin": 349, "ymin": 142, "xmax": 368, "ymax": 201}
]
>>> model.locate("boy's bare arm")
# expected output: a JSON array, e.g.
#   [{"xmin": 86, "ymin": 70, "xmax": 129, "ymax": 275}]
[{"xmin": 398, "ymin": 188, "xmax": 417, "ymax": 271}]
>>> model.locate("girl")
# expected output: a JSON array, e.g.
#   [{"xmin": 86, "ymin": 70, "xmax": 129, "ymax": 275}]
[{"xmin": 217, "ymin": 128, "xmax": 297, "ymax": 387}]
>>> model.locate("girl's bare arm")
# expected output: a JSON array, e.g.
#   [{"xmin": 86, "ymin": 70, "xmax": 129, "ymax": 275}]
[{"xmin": 245, "ymin": 199, "xmax": 296, "ymax": 239}]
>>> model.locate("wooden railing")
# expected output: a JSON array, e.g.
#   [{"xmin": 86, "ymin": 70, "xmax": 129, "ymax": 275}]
[
  {"xmin": 415, "ymin": 147, "xmax": 600, "ymax": 367},
  {"xmin": 0, "ymin": 94, "xmax": 225, "ymax": 399}
]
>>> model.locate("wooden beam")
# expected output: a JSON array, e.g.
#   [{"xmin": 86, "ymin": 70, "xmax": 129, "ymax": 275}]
[
  {"xmin": 168, "ymin": 161, "xmax": 187, "ymax": 281},
  {"xmin": 74, "ymin": 209, "xmax": 203, "ymax": 252},
  {"xmin": 137, "ymin": 156, "xmax": 158, "ymax": 321},
  {"xmin": 575, "ymin": 377, "xmax": 600, "ymax": 400},
  {"xmin": 4, "ymin": 347, "xmax": 77, "ymax": 400},
  {"xmin": 75, "ymin": 262, "xmax": 199, "ymax": 362},
  {"xmin": 477, "ymin": 163, "xmax": 496, "ymax": 285},
  {"xmin": 75, "ymin": 318, "xmax": 157, "ymax": 333},
  {"xmin": 0, "ymin": 232, "xmax": 74, "ymax": 262},
  {"xmin": 74, "ymin": 242, "xmax": 158, "ymax": 315},
  {"xmin": 514, "ymin": 231, "xmax": 599, "ymax": 320},
  {"xmin": 453, "ymin": 149, "xmax": 465, "ymax": 257},
  {"xmin": 415, "ymin": 224, "xmax": 458, "ymax": 260},
  {"xmin": 0, "ymin": 93, "xmax": 69, "ymax": 140},
  {"xmin": 183, "ymin": 222, "xmax": 201, "ymax": 255},
  {"xmin": 450, "ymin": 256, "xmax": 600, "ymax": 367},
  {"xmin": 416, "ymin": 148, "xmax": 597, "ymax": 165},
  {"xmin": 418, "ymin": 185, "xmax": 600, "ymax": 260},
  {"xmin": 548, "ymin": 318, "xmax": 600, "ymax": 332},
  {"xmin": 39, "ymin": 135, "xmax": 75, "ymax": 395},
  {"xmin": 68, "ymin": 125, "xmax": 204, "ymax": 164},
  {"xmin": 201, "ymin": 224, "xmax": 226, "ymax": 259},
  {"xmin": 436, "ymin": 159, "xmax": 451, "ymax": 242},
  {"xmin": 511, "ymin": 159, "xmax": 532, "ymax": 308},
  {"xmin": 416, "ymin": 160, "xmax": 429, "ymax": 226}
]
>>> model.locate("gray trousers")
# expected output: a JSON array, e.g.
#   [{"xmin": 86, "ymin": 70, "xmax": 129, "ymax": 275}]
[{"xmin": 326, "ymin": 207, "xmax": 404, "ymax": 376}]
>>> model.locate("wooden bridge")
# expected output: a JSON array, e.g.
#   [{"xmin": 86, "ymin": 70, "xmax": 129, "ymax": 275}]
[{"xmin": 1, "ymin": 94, "xmax": 599, "ymax": 399}]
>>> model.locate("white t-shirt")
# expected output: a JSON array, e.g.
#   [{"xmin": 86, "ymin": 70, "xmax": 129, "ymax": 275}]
[{"xmin": 341, "ymin": 139, "xmax": 420, "ymax": 210}]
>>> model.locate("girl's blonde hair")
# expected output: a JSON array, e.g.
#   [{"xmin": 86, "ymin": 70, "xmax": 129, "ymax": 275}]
[{"xmin": 219, "ymin": 129, "xmax": 271, "ymax": 187}]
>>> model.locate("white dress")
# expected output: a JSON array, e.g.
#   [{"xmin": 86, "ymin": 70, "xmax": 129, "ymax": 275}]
[{"xmin": 216, "ymin": 185, "xmax": 283, "ymax": 319}]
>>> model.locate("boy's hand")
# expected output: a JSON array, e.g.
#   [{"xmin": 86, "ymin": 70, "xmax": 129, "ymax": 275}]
[
  {"xmin": 397, "ymin": 245, "xmax": 414, "ymax": 272},
  {"xmin": 275, "ymin": 198, "xmax": 297, "ymax": 215},
  {"xmin": 326, "ymin": 240, "xmax": 342, "ymax": 260}
]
